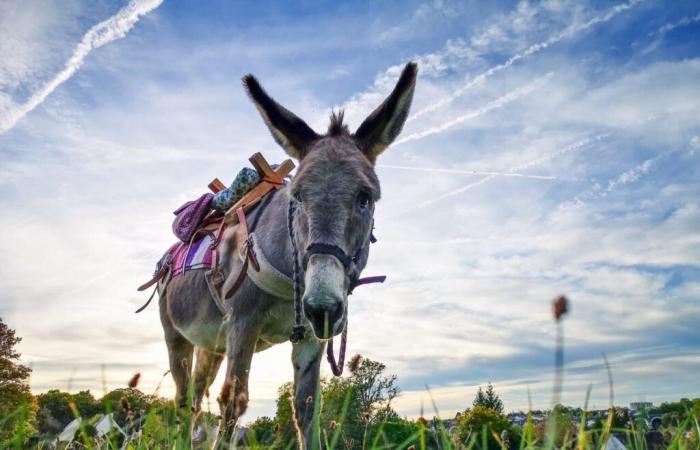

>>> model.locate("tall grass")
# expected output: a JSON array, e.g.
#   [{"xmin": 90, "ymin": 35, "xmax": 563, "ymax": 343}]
[{"xmin": 4, "ymin": 296, "xmax": 698, "ymax": 449}]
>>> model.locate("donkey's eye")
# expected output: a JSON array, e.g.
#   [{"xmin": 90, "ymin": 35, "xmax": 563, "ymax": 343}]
[
  {"xmin": 357, "ymin": 191, "xmax": 371, "ymax": 210},
  {"xmin": 293, "ymin": 192, "xmax": 302, "ymax": 203}
]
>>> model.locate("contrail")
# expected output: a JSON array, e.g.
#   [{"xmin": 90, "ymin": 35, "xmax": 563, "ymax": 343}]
[
  {"xmin": 377, "ymin": 164, "xmax": 556, "ymax": 180},
  {"xmin": 394, "ymin": 73, "xmax": 552, "ymax": 146},
  {"xmin": 0, "ymin": 0, "xmax": 164, "ymax": 134},
  {"xmin": 407, "ymin": 0, "xmax": 644, "ymax": 122},
  {"xmin": 651, "ymin": 11, "xmax": 700, "ymax": 36},
  {"xmin": 403, "ymin": 108, "xmax": 687, "ymax": 213},
  {"xmin": 408, "ymin": 133, "xmax": 610, "ymax": 212}
]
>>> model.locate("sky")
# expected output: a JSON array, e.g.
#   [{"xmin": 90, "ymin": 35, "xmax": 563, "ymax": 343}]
[{"xmin": 1, "ymin": 0, "xmax": 699, "ymax": 421}]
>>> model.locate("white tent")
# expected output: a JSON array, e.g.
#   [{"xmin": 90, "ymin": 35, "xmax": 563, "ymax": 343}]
[
  {"xmin": 605, "ymin": 435, "xmax": 627, "ymax": 450},
  {"xmin": 95, "ymin": 413, "xmax": 126, "ymax": 438},
  {"xmin": 57, "ymin": 417, "xmax": 82, "ymax": 442}
]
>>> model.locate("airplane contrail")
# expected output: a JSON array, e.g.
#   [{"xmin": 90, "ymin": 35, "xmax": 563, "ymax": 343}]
[
  {"xmin": 377, "ymin": 164, "xmax": 556, "ymax": 180},
  {"xmin": 407, "ymin": 0, "xmax": 644, "ymax": 122},
  {"xmin": 384, "ymin": 133, "xmax": 609, "ymax": 217},
  {"xmin": 0, "ymin": 0, "xmax": 164, "ymax": 134},
  {"xmin": 651, "ymin": 11, "xmax": 700, "ymax": 36},
  {"xmin": 394, "ymin": 73, "xmax": 552, "ymax": 146}
]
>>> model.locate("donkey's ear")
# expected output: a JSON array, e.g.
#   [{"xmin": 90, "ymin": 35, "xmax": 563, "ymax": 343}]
[
  {"xmin": 354, "ymin": 62, "xmax": 417, "ymax": 163},
  {"xmin": 242, "ymin": 75, "xmax": 320, "ymax": 159}
]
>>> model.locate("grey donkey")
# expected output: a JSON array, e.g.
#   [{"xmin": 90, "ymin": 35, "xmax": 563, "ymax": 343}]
[{"xmin": 159, "ymin": 62, "xmax": 417, "ymax": 448}]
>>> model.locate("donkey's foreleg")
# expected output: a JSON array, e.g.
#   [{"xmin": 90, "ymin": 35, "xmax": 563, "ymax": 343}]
[
  {"xmin": 217, "ymin": 320, "xmax": 260, "ymax": 443},
  {"xmin": 292, "ymin": 336, "xmax": 324, "ymax": 450}
]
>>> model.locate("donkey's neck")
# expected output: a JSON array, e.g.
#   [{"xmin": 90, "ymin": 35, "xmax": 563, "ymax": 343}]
[{"xmin": 247, "ymin": 187, "xmax": 294, "ymax": 277}]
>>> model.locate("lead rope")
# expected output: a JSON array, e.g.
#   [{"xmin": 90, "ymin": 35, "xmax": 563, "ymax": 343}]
[
  {"xmin": 287, "ymin": 199, "xmax": 347, "ymax": 376},
  {"xmin": 288, "ymin": 200, "xmax": 306, "ymax": 343},
  {"xmin": 326, "ymin": 325, "xmax": 347, "ymax": 376}
]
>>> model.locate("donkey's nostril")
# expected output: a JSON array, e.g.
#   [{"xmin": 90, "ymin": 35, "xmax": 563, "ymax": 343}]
[{"xmin": 305, "ymin": 301, "xmax": 343, "ymax": 338}]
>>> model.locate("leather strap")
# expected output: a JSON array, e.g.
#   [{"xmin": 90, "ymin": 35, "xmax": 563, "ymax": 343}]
[
  {"xmin": 137, "ymin": 258, "xmax": 171, "ymax": 291},
  {"xmin": 223, "ymin": 208, "xmax": 260, "ymax": 300},
  {"xmin": 303, "ymin": 243, "xmax": 352, "ymax": 270},
  {"xmin": 349, "ymin": 275, "xmax": 386, "ymax": 294},
  {"xmin": 135, "ymin": 285, "xmax": 158, "ymax": 313}
]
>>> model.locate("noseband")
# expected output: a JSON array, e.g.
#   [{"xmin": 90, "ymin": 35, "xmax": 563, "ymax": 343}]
[{"xmin": 303, "ymin": 243, "xmax": 356, "ymax": 270}]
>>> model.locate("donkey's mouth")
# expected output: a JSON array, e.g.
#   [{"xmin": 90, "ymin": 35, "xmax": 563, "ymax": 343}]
[{"xmin": 305, "ymin": 300, "xmax": 345, "ymax": 340}]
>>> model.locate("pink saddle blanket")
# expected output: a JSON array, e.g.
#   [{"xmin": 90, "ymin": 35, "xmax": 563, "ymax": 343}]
[{"xmin": 164, "ymin": 233, "xmax": 216, "ymax": 277}]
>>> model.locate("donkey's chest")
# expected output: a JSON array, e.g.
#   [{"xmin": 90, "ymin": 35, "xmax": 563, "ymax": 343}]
[{"xmin": 255, "ymin": 300, "xmax": 296, "ymax": 350}]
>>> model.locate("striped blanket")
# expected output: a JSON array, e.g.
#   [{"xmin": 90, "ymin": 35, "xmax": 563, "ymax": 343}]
[{"xmin": 163, "ymin": 233, "xmax": 216, "ymax": 277}]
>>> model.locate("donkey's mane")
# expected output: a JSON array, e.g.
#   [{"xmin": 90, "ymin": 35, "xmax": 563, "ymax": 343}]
[{"xmin": 327, "ymin": 110, "xmax": 349, "ymax": 136}]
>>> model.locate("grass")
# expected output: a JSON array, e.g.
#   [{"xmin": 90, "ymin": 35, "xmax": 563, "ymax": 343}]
[
  {"xmin": 4, "ymin": 382, "xmax": 698, "ymax": 449},
  {"xmin": 4, "ymin": 295, "xmax": 698, "ymax": 449}
]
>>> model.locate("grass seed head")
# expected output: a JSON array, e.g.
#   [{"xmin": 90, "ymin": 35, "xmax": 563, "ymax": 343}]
[
  {"xmin": 553, "ymin": 295, "xmax": 569, "ymax": 321},
  {"xmin": 128, "ymin": 372, "xmax": 141, "ymax": 388},
  {"xmin": 348, "ymin": 354, "xmax": 362, "ymax": 373}
]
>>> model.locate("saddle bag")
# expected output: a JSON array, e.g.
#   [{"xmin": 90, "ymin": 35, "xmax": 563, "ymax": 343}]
[{"xmin": 171, "ymin": 193, "xmax": 214, "ymax": 242}]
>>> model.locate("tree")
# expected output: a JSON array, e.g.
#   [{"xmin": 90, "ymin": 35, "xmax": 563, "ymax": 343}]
[
  {"xmin": 72, "ymin": 390, "xmax": 100, "ymax": 418},
  {"xmin": 0, "ymin": 317, "xmax": 37, "ymax": 444},
  {"xmin": 472, "ymin": 382, "xmax": 504, "ymax": 415},
  {"xmin": 36, "ymin": 389, "xmax": 103, "ymax": 435},
  {"xmin": 322, "ymin": 356, "xmax": 402, "ymax": 449},
  {"xmin": 247, "ymin": 416, "xmax": 276, "ymax": 446},
  {"xmin": 349, "ymin": 357, "xmax": 400, "ymax": 420},
  {"xmin": 272, "ymin": 356, "xmax": 402, "ymax": 449},
  {"xmin": 456, "ymin": 406, "xmax": 511, "ymax": 450},
  {"xmin": 533, "ymin": 404, "xmax": 576, "ymax": 447},
  {"xmin": 36, "ymin": 390, "xmax": 74, "ymax": 434}
]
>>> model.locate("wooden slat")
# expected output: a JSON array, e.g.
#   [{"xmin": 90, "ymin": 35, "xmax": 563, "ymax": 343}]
[
  {"xmin": 224, "ymin": 154, "xmax": 297, "ymax": 223},
  {"xmin": 276, "ymin": 159, "xmax": 295, "ymax": 178},
  {"xmin": 249, "ymin": 152, "xmax": 275, "ymax": 178},
  {"xmin": 208, "ymin": 178, "xmax": 226, "ymax": 193},
  {"xmin": 224, "ymin": 181, "xmax": 276, "ymax": 224}
]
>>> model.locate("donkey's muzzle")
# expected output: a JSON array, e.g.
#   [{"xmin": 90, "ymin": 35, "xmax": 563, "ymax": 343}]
[
  {"xmin": 303, "ymin": 254, "xmax": 346, "ymax": 339},
  {"xmin": 305, "ymin": 300, "xmax": 343, "ymax": 339}
]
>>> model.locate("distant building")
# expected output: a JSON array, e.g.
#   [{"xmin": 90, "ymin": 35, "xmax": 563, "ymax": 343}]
[
  {"xmin": 630, "ymin": 402, "xmax": 653, "ymax": 411},
  {"xmin": 507, "ymin": 414, "xmax": 527, "ymax": 426}
]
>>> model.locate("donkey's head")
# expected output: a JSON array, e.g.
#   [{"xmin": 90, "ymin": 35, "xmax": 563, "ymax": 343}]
[{"xmin": 243, "ymin": 63, "xmax": 417, "ymax": 339}]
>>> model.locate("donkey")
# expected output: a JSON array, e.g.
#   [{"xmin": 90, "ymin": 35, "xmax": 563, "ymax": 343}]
[{"xmin": 159, "ymin": 62, "xmax": 417, "ymax": 448}]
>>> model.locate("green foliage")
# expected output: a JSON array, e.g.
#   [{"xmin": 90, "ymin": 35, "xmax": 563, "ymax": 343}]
[
  {"xmin": 271, "ymin": 355, "xmax": 405, "ymax": 449},
  {"xmin": 537, "ymin": 404, "xmax": 577, "ymax": 448},
  {"xmin": 455, "ymin": 405, "xmax": 511, "ymax": 449},
  {"xmin": 472, "ymin": 382, "xmax": 504, "ymax": 415},
  {"xmin": 248, "ymin": 415, "xmax": 277, "ymax": 446},
  {"xmin": 272, "ymin": 382, "xmax": 297, "ymax": 448},
  {"xmin": 36, "ymin": 389, "xmax": 75, "ymax": 434},
  {"xmin": 0, "ymin": 317, "xmax": 36, "ymax": 445}
]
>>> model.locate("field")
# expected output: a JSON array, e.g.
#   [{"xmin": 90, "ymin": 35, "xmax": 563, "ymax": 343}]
[{"xmin": 1, "ymin": 309, "xmax": 699, "ymax": 450}]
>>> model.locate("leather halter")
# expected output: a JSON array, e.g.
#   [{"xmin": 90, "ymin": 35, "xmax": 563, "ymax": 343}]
[{"xmin": 302, "ymin": 243, "xmax": 354, "ymax": 270}]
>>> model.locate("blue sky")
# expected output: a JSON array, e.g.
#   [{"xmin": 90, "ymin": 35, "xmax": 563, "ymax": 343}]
[{"xmin": 1, "ymin": 0, "xmax": 699, "ymax": 420}]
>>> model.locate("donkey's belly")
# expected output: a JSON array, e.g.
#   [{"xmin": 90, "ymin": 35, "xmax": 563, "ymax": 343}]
[{"xmin": 165, "ymin": 271, "xmax": 227, "ymax": 353}]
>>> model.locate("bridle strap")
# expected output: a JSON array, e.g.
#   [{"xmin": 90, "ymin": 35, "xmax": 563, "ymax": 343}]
[{"xmin": 303, "ymin": 243, "xmax": 352, "ymax": 270}]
